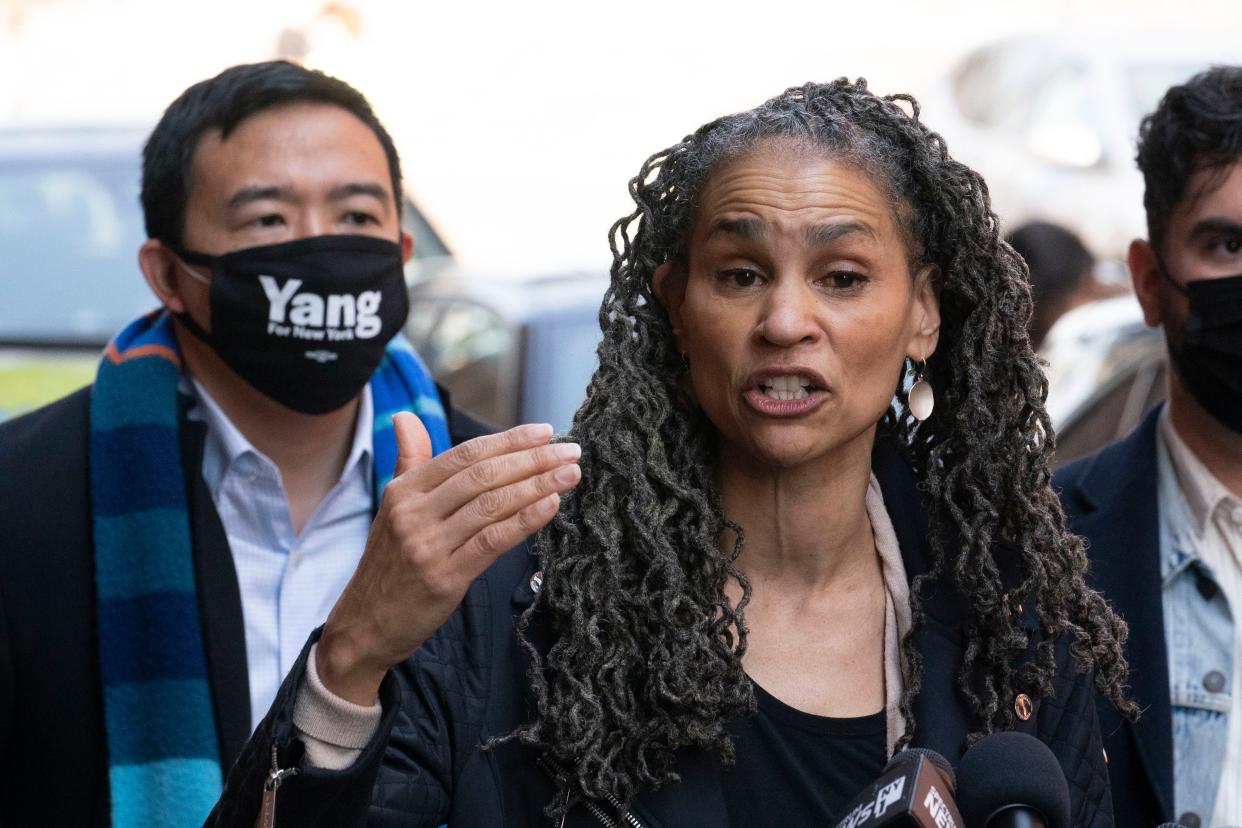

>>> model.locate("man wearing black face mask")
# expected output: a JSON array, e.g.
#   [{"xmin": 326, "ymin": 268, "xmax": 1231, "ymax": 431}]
[
  {"xmin": 0, "ymin": 62, "xmax": 580, "ymax": 826},
  {"xmin": 1056, "ymin": 66, "xmax": 1242, "ymax": 828}
]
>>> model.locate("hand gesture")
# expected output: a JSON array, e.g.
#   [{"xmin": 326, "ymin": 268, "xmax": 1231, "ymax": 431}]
[{"xmin": 316, "ymin": 412, "xmax": 580, "ymax": 704}]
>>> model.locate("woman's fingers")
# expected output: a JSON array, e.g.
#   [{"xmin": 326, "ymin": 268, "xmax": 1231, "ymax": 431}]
[
  {"xmin": 438, "ymin": 461, "xmax": 581, "ymax": 555},
  {"xmin": 421, "ymin": 439, "xmax": 582, "ymax": 518},
  {"xmin": 454, "ymin": 492, "xmax": 565, "ymax": 575},
  {"xmin": 404, "ymin": 423, "xmax": 556, "ymax": 492}
]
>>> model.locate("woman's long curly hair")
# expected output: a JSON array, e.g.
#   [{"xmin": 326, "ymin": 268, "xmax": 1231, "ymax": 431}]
[{"xmin": 504, "ymin": 79, "xmax": 1136, "ymax": 815}]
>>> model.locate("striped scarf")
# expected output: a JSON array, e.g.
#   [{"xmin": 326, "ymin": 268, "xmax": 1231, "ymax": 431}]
[{"xmin": 89, "ymin": 311, "xmax": 449, "ymax": 827}]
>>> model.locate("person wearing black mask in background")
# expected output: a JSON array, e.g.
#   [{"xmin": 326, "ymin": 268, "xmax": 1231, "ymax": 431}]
[
  {"xmin": 0, "ymin": 61, "xmax": 578, "ymax": 827},
  {"xmin": 1056, "ymin": 66, "xmax": 1242, "ymax": 828}
]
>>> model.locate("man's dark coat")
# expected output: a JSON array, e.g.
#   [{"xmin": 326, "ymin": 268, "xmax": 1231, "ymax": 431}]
[
  {"xmin": 0, "ymin": 384, "xmax": 490, "ymax": 826},
  {"xmin": 1055, "ymin": 406, "xmax": 1173, "ymax": 827},
  {"xmin": 205, "ymin": 436, "xmax": 1117, "ymax": 827}
]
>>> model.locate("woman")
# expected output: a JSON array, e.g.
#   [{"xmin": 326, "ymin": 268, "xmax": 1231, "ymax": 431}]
[{"xmin": 210, "ymin": 79, "xmax": 1134, "ymax": 827}]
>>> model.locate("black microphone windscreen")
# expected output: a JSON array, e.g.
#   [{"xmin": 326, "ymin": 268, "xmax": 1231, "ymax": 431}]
[{"xmin": 956, "ymin": 732, "xmax": 1070, "ymax": 828}]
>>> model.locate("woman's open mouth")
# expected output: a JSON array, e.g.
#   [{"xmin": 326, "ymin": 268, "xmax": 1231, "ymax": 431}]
[
  {"xmin": 757, "ymin": 374, "xmax": 816, "ymax": 401},
  {"xmin": 743, "ymin": 370, "xmax": 829, "ymax": 416}
]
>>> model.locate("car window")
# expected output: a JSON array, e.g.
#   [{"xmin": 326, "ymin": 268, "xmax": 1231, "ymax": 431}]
[
  {"xmin": 955, "ymin": 45, "xmax": 1101, "ymax": 138},
  {"xmin": 405, "ymin": 298, "xmax": 518, "ymax": 426},
  {"xmin": 954, "ymin": 43, "xmax": 1046, "ymax": 129},
  {"xmin": 0, "ymin": 160, "xmax": 152, "ymax": 343},
  {"xmin": 1026, "ymin": 61, "xmax": 1094, "ymax": 130},
  {"xmin": 1023, "ymin": 60, "xmax": 1108, "ymax": 167},
  {"xmin": 953, "ymin": 45, "xmax": 1008, "ymax": 127},
  {"xmin": 521, "ymin": 312, "xmax": 601, "ymax": 433}
]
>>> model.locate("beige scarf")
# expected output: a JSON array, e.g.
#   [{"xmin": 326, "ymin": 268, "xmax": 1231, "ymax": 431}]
[{"xmin": 866, "ymin": 472, "xmax": 913, "ymax": 758}]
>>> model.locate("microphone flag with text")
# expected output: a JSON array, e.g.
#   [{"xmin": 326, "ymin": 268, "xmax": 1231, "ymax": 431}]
[{"xmin": 834, "ymin": 748, "xmax": 963, "ymax": 828}]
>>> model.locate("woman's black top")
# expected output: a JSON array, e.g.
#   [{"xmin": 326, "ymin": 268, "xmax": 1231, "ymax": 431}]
[{"xmin": 723, "ymin": 680, "xmax": 887, "ymax": 826}]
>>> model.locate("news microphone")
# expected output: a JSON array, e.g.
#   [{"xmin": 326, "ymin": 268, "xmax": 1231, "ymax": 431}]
[
  {"xmin": 955, "ymin": 732, "xmax": 1070, "ymax": 828},
  {"xmin": 834, "ymin": 748, "xmax": 964, "ymax": 828},
  {"xmin": 1155, "ymin": 824, "xmax": 1190, "ymax": 827}
]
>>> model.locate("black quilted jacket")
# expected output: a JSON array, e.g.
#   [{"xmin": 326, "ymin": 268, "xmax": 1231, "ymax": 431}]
[{"xmin": 207, "ymin": 439, "xmax": 1116, "ymax": 827}]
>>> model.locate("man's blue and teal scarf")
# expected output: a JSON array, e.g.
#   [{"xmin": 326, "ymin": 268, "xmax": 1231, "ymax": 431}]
[{"xmin": 89, "ymin": 311, "xmax": 450, "ymax": 827}]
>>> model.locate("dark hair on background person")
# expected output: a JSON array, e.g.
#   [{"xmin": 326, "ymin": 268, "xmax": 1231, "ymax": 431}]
[
  {"xmin": 1006, "ymin": 221, "xmax": 1096, "ymax": 349},
  {"xmin": 1137, "ymin": 64, "xmax": 1242, "ymax": 254},
  {"xmin": 501, "ymin": 78, "xmax": 1138, "ymax": 815},
  {"xmin": 140, "ymin": 60, "xmax": 403, "ymax": 247}
]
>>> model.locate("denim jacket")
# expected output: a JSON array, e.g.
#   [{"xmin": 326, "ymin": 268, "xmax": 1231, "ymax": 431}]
[{"xmin": 1157, "ymin": 415, "xmax": 1238, "ymax": 826}]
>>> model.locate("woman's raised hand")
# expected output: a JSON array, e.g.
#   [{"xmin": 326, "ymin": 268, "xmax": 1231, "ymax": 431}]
[{"xmin": 316, "ymin": 412, "xmax": 580, "ymax": 705}]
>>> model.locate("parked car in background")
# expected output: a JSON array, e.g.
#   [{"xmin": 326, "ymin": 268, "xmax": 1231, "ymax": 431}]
[
  {"xmin": 0, "ymin": 127, "xmax": 149, "ymax": 419},
  {"xmin": 922, "ymin": 33, "xmax": 1242, "ymax": 257},
  {"xmin": 0, "ymin": 125, "xmax": 452, "ymax": 421},
  {"xmin": 404, "ymin": 267, "xmax": 607, "ymax": 433},
  {"xmin": 1042, "ymin": 295, "xmax": 1166, "ymax": 465}
]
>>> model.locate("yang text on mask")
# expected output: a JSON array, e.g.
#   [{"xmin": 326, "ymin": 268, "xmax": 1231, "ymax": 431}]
[{"xmin": 260, "ymin": 275, "xmax": 383, "ymax": 341}]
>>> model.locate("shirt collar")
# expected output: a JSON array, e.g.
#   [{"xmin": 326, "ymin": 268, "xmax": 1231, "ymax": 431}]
[
  {"xmin": 1159, "ymin": 405, "xmax": 1239, "ymax": 540},
  {"xmin": 187, "ymin": 377, "xmax": 374, "ymax": 499},
  {"xmin": 342, "ymin": 385, "xmax": 375, "ymax": 488}
]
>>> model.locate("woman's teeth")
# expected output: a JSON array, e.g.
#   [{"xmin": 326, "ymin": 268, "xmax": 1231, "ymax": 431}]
[{"xmin": 759, "ymin": 375, "xmax": 812, "ymax": 401}]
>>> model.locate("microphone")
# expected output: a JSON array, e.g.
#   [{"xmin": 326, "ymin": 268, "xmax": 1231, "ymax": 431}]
[
  {"xmin": 955, "ymin": 732, "xmax": 1070, "ymax": 828},
  {"xmin": 834, "ymin": 748, "xmax": 964, "ymax": 828}
]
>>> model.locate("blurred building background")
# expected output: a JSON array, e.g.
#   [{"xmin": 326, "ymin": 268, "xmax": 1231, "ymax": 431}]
[
  {"xmin": 6, "ymin": 0, "xmax": 1242, "ymax": 269},
  {"xmin": 2, "ymin": 0, "xmax": 1240, "ymax": 449}
]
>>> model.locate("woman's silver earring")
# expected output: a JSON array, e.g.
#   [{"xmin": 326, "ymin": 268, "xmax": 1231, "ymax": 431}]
[{"xmin": 909, "ymin": 359, "xmax": 934, "ymax": 422}]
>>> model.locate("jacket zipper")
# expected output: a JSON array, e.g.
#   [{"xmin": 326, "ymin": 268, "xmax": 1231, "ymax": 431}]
[
  {"xmin": 601, "ymin": 792, "xmax": 644, "ymax": 828},
  {"xmin": 260, "ymin": 742, "xmax": 300, "ymax": 828},
  {"xmin": 535, "ymin": 754, "xmax": 645, "ymax": 828},
  {"xmin": 581, "ymin": 798, "xmax": 620, "ymax": 828}
]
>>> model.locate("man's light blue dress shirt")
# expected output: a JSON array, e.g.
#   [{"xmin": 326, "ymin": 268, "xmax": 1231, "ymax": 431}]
[{"xmin": 189, "ymin": 379, "xmax": 375, "ymax": 733}]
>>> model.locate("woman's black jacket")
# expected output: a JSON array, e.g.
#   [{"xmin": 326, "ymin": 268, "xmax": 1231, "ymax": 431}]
[{"xmin": 206, "ymin": 438, "xmax": 1115, "ymax": 827}]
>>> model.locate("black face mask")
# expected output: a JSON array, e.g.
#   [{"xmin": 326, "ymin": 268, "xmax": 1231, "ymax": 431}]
[
  {"xmin": 170, "ymin": 234, "xmax": 410, "ymax": 414},
  {"xmin": 1159, "ymin": 266, "xmax": 1242, "ymax": 434}
]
